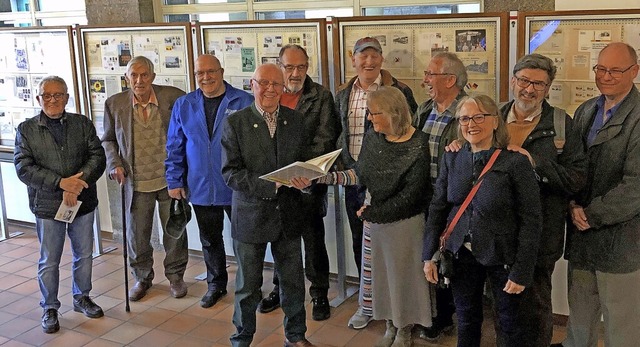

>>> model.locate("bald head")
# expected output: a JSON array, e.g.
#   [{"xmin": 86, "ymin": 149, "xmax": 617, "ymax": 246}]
[
  {"xmin": 195, "ymin": 54, "xmax": 225, "ymax": 98},
  {"xmin": 252, "ymin": 64, "xmax": 284, "ymax": 113}
]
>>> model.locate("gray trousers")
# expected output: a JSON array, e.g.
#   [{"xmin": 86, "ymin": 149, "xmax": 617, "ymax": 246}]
[
  {"xmin": 564, "ymin": 265, "xmax": 640, "ymax": 347},
  {"xmin": 127, "ymin": 188, "xmax": 189, "ymax": 283}
]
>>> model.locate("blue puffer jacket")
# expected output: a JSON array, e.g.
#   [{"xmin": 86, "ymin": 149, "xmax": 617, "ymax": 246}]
[{"xmin": 165, "ymin": 82, "xmax": 253, "ymax": 206}]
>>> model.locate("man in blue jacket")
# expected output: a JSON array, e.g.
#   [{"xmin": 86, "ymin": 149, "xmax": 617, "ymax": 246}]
[
  {"xmin": 14, "ymin": 76, "xmax": 106, "ymax": 333},
  {"xmin": 165, "ymin": 54, "xmax": 253, "ymax": 308}
]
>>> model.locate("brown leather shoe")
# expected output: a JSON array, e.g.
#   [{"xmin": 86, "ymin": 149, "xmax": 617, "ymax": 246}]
[
  {"xmin": 129, "ymin": 282, "xmax": 150, "ymax": 302},
  {"xmin": 170, "ymin": 279, "xmax": 188, "ymax": 298},
  {"xmin": 284, "ymin": 338, "xmax": 316, "ymax": 347}
]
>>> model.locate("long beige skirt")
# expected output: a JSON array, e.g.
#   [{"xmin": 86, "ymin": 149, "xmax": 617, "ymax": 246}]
[{"xmin": 368, "ymin": 213, "xmax": 434, "ymax": 328}]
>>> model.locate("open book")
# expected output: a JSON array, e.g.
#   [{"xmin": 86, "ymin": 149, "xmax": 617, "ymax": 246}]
[{"xmin": 259, "ymin": 149, "xmax": 342, "ymax": 187}]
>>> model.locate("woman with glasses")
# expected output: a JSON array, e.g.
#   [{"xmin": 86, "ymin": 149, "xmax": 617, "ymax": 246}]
[
  {"xmin": 315, "ymin": 86, "xmax": 433, "ymax": 347},
  {"xmin": 422, "ymin": 95, "xmax": 542, "ymax": 347}
]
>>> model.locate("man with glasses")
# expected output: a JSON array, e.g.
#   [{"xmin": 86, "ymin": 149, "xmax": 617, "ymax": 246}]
[
  {"xmin": 222, "ymin": 63, "xmax": 316, "ymax": 347},
  {"xmin": 414, "ymin": 51, "xmax": 467, "ymax": 340},
  {"xmin": 498, "ymin": 53, "xmax": 587, "ymax": 347},
  {"xmin": 15, "ymin": 76, "xmax": 106, "ymax": 333},
  {"xmin": 165, "ymin": 54, "xmax": 253, "ymax": 308},
  {"xmin": 102, "ymin": 56, "xmax": 187, "ymax": 302},
  {"xmin": 553, "ymin": 42, "xmax": 640, "ymax": 347},
  {"xmin": 335, "ymin": 36, "xmax": 417, "ymax": 329},
  {"xmin": 257, "ymin": 44, "xmax": 339, "ymax": 320}
]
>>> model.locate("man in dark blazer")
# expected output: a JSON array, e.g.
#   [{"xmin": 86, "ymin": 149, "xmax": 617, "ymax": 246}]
[
  {"xmin": 221, "ymin": 63, "xmax": 315, "ymax": 347},
  {"xmin": 102, "ymin": 56, "xmax": 187, "ymax": 302}
]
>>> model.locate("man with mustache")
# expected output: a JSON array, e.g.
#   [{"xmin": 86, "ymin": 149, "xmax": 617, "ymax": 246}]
[
  {"xmin": 414, "ymin": 51, "xmax": 467, "ymax": 341},
  {"xmin": 257, "ymin": 45, "xmax": 340, "ymax": 321},
  {"xmin": 102, "ymin": 56, "xmax": 187, "ymax": 302},
  {"xmin": 165, "ymin": 54, "xmax": 253, "ymax": 308},
  {"xmin": 335, "ymin": 36, "xmax": 418, "ymax": 329}
]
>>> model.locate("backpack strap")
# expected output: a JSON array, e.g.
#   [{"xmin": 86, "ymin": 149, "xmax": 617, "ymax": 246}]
[{"xmin": 553, "ymin": 106, "xmax": 566, "ymax": 154}]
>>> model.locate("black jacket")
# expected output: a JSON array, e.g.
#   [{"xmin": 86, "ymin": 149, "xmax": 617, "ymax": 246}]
[
  {"xmin": 500, "ymin": 100, "xmax": 587, "ymax": 266},
  {"xmin": 14, "ymin": 112, "xmax": 106, "ymax": 219}
]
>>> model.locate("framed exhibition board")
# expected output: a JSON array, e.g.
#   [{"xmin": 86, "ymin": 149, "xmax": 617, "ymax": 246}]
[
  {"xmin": 77, "ymin": 23, "xmax": 194, "ymax": 137},
  {"xmin": 0, "ymin": 26, "xmax": 79, "ymax": 149},
  {"xmin": 520, "ymin": 10, "xmax": 640, "ymax": 114},
  {"xmin": 197, "ymin": 19, "xmax": 328, "ymax": 92},
  {"xmin": 334, "ymin": 13, "xmax": 509, "ymax": 104}
]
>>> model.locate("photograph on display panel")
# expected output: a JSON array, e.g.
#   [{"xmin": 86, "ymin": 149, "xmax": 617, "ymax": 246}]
[
  {"xmin": 524, "ymin": 11, "xmax": 640, "ymax": 115},
  {"xmin": 199, "ymin": 21, "xmax": 325, "ymax": 93},
  {"xmin": 78, "ymin": 25, "xmax": 193, "ymax": 136},
  {"xmin": 338, "ymin": 15, "xmax": 503, "ymax": 104}
]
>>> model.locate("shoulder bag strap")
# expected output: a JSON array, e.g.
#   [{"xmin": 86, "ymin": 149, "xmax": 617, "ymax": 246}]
[{"xmin": 439, "ymin": 149, "xmax": 502, "ymax": 250}]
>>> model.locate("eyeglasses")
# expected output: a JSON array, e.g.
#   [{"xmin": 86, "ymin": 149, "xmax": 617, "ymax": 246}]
[
  {"xmin": 459, "ymin": 113, "xmax": 495, "ymax": 125},
  {"xmin": 195, "ymin": 68, "xmax": 222, "ymax": 77},
  {"xmin": 514, "ymin": 76, "xmax": 548, "ymax": 91},
  {"xmin": 592, "ymin": 64, "xmax": 637, "ymax": 79},
  {"xmin": 39, "ymin": 93, "xmax": 67, "ymax": 102},
  {"xmin": 424, "ymin": 71, "xmax": 454, "ymax": 78},
  {"xmin": 366, "ymin": 108, "xmax": 383, "ymax": 116},
  {"xmin": 282, "ymin": 64, "xmax": 308, "ymax": 72},
  {"xmin": 252, "ymin": 79, "xmax": 284, "ymax": 89}
]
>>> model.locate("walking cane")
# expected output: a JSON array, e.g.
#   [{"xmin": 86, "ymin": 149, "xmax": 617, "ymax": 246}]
[{"xmin": 121, "ymin": 184, "xmax": 131, "ymax": 312}]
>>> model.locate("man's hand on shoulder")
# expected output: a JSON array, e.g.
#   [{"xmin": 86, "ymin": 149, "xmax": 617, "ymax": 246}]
[{"xmin": 445, "ymin": 139, "xmax": 462, "ymax": 152}]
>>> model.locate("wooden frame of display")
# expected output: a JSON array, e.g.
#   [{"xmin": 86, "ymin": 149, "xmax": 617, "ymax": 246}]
[
  {"xmin": 76, "ymin": 23, "xmax": 195, "ymax": 137},
  {"xmin": 0, "ymin": 26, "xmax": 80, "ymax": 150},
  {"xmin": 519, "ymin": 10, "xmax": 640, "ymax": 114},
  {"xmin": 196, "ymin": 19, "xmax": 329, "ymax": 91},
  {"xmin": 332, "ymin": 13, "xmax": 509, "ymax": 104}
]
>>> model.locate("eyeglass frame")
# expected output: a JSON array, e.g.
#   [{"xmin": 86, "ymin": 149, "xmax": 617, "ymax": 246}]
[
  {"xmin": 514, "ymin": 76, "xmax": 549, "ymax": 91},
  {"xmin": 251, "ymin": 78, "xmax": 284, "ymax": 89},
  {"xmin": 592, "ymin": 64, "xmax": 637, "ymax": 79},
  {"xmin": 194, "ymin": 68, "xmax": 223, "ymax": 77},
  {"xmin": 458, "ymin": 113, "xmax": 495, "ymax": 126},
  {"xmin": 366, "ymin": 108, "xmax": 383, "ymax": 116},
  {"xmin": 424, "ymin": 71, "xmax": 454, "ymax": 78},
  {"xmin": 39, "ymin": 93, "xmax": 68, "ymax": 102},
  {"xmin": 281, "ymin": 64, "xmax": 309, "ymax": 72}
]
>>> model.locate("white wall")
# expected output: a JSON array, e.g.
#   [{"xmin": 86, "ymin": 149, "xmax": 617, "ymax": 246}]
[{"xmin": 556, "ymin": 0, "xmax": 640, "ymax": 10}]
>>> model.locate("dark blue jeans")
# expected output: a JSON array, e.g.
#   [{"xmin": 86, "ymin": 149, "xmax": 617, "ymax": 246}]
[
  {"xmin": 451, "ymin": 247, "xmax": 525, "ymax": 347},
  {"xmin": 344, "ymin": 185, "xmax": 366, "ymax": 276},
  {"xmin": 192, "ymin": 204, "xmax": 231, "ymax": 292}
]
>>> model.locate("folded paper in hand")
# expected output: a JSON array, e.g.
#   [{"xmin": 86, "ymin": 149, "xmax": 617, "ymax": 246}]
[
  {"xmin": 54, "ymin": 200, "xmax": 83, "ymax": 223},
  {"xmin": 259, "ymin": 149, "xmax": 342, "ymax": 187}
]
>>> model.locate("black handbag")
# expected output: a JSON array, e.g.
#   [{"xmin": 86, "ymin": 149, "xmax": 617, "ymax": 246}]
[
  {"xmin": 434, "ymin": 149, "xmax": 501, "ymax": 287},
  {"xmin": 166, "ymin": 198, "xmax": 192, "ymax": 239}
]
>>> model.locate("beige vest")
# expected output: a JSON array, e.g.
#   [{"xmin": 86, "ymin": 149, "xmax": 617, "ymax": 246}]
[{"xmin": 132, "ymin": 105, "xmax": 167, "ymax": 192}]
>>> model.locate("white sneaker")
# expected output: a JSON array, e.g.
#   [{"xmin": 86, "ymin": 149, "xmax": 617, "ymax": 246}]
[{"xmin": 348, "ymin": 306, "xmax": 373, "ymax": 329}]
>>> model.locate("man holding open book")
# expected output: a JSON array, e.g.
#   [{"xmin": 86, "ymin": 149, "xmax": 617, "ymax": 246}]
[{"xmin": 221, "ymin": 63, "xmax": 316, "ymax": 347}]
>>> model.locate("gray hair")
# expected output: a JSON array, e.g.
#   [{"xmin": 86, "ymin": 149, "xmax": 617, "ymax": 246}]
[
  {"xmin": 513, "ymin": 54, "xmax": 557, "ymax": 83},
  {"xmin": 126, "ymin": 56, "xmax": 155, "ymax": 75},
  {"xmin": 38, "ymin": 76, "xmax": 68, "ymax": 94},
  {"xmin": 279, "ymin": 44, "xmax": 309, "ymax": 62},
  {"xmin": 433, "ymin": 52, "xmax": 468, "ymax": 90},
  {"xmin": 367, "ymin": 86, "xmax": 413, "ymax": 137}
]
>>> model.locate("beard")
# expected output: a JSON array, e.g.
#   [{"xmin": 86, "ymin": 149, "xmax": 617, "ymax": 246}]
[{"xmin": 514, "ymin": 93, "xmax": 541, "ymax": 115}]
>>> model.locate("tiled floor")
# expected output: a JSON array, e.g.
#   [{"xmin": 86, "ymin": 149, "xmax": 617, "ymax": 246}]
[{"xmin": 0, "ymin": 229, "xmax": 574, "ymax": 347}]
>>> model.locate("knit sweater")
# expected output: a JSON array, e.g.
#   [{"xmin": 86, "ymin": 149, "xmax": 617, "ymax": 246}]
[{"xmin": 356, "ymin": 129, "xmax": 432, "ymax": 224}]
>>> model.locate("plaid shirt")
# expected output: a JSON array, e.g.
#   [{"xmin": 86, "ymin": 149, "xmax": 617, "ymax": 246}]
[
  {"xmin": 256, "ymin": 103, "xmax": 279, "ymax": 138},
  {"xmin": 423, "ymin": 107, "xmax": 454, "ymax": 182},
  {"xmin": 348, "ymin": 75, "xmax": 381, "ymax": 160}
]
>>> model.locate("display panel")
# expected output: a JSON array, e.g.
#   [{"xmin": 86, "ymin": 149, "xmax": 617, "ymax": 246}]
[
  {"xmin": 336, "ymin": 14, "xmax": 508, "ymax": 104},
  {"xmin": 0, "ymin": 27, "xmax": 79, "ymax": 148},
  {"xmin": 198, "ymin": 19, "xmax": 327, "ymax": 92},
  {"xmin": 522, "ymin": 10, "xmax": 640, "ymax": 114},
  {"xmin": 78, "ymin": 24, "xmax": 194, "ymax": 136}
]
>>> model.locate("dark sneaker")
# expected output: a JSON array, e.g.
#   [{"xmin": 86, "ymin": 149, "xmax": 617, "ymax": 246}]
[
  {"xmin": 73, "ymin": 296, "xmax": 104, "ymax": 318},
  {"xmin": 418, "ymin": 322, "xmax": 454, "ymax": 341},
  {"xmin": 42, "ymin": 308, "xmax": 60, "ymax": 334},
  {"xmin": 257, "ymin": 289, "xmax": 280, "ymax": 313},
  {"xmin": 311, "ymin": 296, "xmax": 330, "ymax": 321}
]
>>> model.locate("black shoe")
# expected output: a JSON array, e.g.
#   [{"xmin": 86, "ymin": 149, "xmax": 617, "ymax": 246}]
[
  {"xmin": 73, "ymin": 296, "xmax": 104, "ymax": 318},
  {"xmin": 418, "ymin": 321, "xmax": 454, "ymax": 341},
  {"xmin": 42, "ymin": 308, "xmax": 60, "ymax": 334},
  {"xmin": 257, "ymin": 290, "xmax": 280, "ymax": 313},
  {"xmin": 200, "ymin": 289, "xmax": 227, "ymax": 308},
  {"xmin": 311, "ymin": 296, "xmax": 330, "ymax": 321}
]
